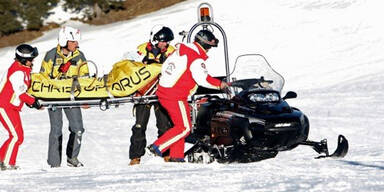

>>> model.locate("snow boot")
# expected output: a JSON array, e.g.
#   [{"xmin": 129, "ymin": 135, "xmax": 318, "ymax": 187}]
[
  {"xmin": 163, "ymin": 156, "xmax": 171, "ymax": 162},
  {"xmin": 146, "ymin": 144, "xmax": 162, "ymax": 156},
  {"xmin": 168, "ymin": 158, "xmax": 185, "ymax": 163},
  {"xmin": 67, "ymin": 157, "xmax": 84, "ymax": 167},
  {"xmin": 129, "ymin": 158, "xmax": 141, "ymax": 165},
  {"xmin": 0, "ymin": 161, "xmax": 4, "ymax": 170},
  {"xmin": 1, "ymin": 165, "xmax": 19, "ymax": 171}
]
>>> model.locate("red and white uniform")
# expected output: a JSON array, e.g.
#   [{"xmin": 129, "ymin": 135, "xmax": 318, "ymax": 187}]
[
  {"xmin": 0, "ymin": 61, "xmax": 35, "ymax": 166},
  {"xmin": 154, "ymin": 42, "xmax": 222, "ymax": 159}
]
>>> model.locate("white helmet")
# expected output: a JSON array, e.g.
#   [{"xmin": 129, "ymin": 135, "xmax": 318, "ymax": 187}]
[
  {"xmin": 58, "ymin": 26, "xmax": 81, "ymax": 47},
  {"xmin": 150, "ymin": 25, "xmax": 167, "ymax": 44}
]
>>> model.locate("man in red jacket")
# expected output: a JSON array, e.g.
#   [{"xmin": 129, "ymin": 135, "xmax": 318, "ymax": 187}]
[
  {"xmin": 148, "ymin": 30, "xmax": 229, "ymax": 162},
  {"xmin": 0, "ymin": 44, "xmax": 41, "ymax": 170}
]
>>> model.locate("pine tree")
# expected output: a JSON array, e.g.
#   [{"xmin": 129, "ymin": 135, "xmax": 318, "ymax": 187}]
[
  {"xmin": 0, "ymin": 0, "xmax": 22, "ymax": 36},
  {"xmin": 17, "ymin": 0, "xmax": 58, "ymax": 30},
  {"xmin": 63, "ymin": 0, "xmax": 124, "ymax": 19}
]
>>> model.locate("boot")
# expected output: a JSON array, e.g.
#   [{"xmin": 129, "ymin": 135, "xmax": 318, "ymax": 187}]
[
  {"xmin": 0, "ymin": 161, "xmax": 5, "ymax": 171},
  {"xmin": 146, "ymin": 144, "xmax": 162, "ymax": 156},
  {"xmin": 163, "ymin": 156, "xmax": 171, "ymax": 162},
  {"xmin": 129, "ymin": 158, "xmax": 141, "ymax": 165},
  {"xmin": 67, "ymin": 157, "xmax": 84, "ymax": 167},
  {"xmin": 1, "ymin": 164, "xmax": 19, "ymax": 171},
  {"xmin": 168, "ymin": 158, "xmax": 185, "ymax": 163}
]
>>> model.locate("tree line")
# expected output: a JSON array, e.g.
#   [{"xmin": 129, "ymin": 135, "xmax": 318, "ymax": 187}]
[{"xmin": 0, "ymin": 0, "xmax": 124, "ymax": 37}]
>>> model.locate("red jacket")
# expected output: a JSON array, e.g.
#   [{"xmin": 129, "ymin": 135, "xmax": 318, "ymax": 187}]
[
  {"xmin": 157, "ymin": 42, "xmax": 222, "ymax": 100},
  {"xmin": 0, "ymin": 61, "xmax": 35, "ymax": 111}
]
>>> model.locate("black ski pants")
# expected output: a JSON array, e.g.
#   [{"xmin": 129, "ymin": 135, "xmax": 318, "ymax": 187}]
[{"xmin": 129, "ymin": 103, "xmax": 171, "ymax": 159}]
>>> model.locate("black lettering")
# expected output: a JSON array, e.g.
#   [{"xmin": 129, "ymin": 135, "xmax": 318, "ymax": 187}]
[
  {"xmin": 74, "ymin": 89, "xmax": 81, "ymax": 96},
  {"xmin": 65, "ymin": 86, "xmax": 72, "ymax": 93},
  {"xmin": 84, "ymin": 86, "xmax": 95, "ymax": 92},
  {"xmin": 130, "ymin": 72, "xmax": 142, "ymax": 85},
  {"xmin": 120, "ymin": 77, "xmax": 131, "ymax": 90},
  {"xmin": 42, "ymin": 83, "xmax": 50, "ymax": 92},
  {"xmin": 112, "ymin": 82, "xmax": 122, "ymax": 91},
  {"xmin": 139, "ymin": 67, "xmax": 151, "ymax": 80},
  {"xmin": 95, "ymin": 85, "xmax": 105, "ymax": 92},
  {"xmin": 31, "ymin": 81, "xmax": 41, "ymax": 92},
  {"xmin": 52, "ymin": 85, "xmax": 60, "ymax": 93}
]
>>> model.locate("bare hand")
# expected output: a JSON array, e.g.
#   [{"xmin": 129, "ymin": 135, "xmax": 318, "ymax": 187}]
[
  {"xmin": 220, "ymin": 81, "xmax": 230, "ymax": 89},
  {"xmin": 220, "ymin": 81, "xmax": 232, "ymax": 94},
  {"xmin": 81, "ymin": 104, "xmax": 90, "ymax": 109}
]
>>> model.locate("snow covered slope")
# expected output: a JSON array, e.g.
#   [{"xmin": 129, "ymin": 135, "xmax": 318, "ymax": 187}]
[{"xmin": 0, "ymin": 0, "xmax": 384, "ymax": 191}]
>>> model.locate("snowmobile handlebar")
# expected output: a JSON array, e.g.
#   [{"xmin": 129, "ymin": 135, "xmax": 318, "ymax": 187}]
[{"xmin": 230, "ymin": 77, "xmax": 274, "ymax": 90}]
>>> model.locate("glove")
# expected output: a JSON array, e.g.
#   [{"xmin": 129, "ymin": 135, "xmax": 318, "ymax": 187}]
[
  {"xmin": 220, "ymin": 81, "xmax": 231, "ymax": 89},
  {"xmin": 28, "ymin": 100, "xmax": 42, "ymax": 109},
  {"xmin": 259, "ymin": 82, "xmax": 271, "ymax": 89},
  {"xmin": 58, "ymin": 61, "xmax": 72, "ymax": 73},
  {"xmin": 220, "ymin": 81, "xmax": 232, "ymax": 94}
]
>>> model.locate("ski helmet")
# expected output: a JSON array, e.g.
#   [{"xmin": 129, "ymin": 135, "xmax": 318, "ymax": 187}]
[
  {"xmin": 58, "ymin": 26, "xmax": 81, "ymax": 47},
  {"xmin": 150, "ymin": 26, "xmax": 174, "ymax": 44},
  {"xmin": 15, "ymin": 44, "xmax": 38, "ymax": 65},
  {"xmin": 194, "ymin": 30, "xmax": 219, "ymax": 50}
]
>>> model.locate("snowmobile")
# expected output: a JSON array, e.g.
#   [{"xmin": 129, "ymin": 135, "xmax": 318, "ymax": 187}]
[
  {"xmin": 185, "ymin": 54, "xmax": 349, "ymax": 163},
  {"xmin": 182, "ymin": 3, "xmax": 348, "ymax": 163}
]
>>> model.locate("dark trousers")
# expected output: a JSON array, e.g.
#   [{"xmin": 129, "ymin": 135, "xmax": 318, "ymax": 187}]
[{"xmin": 129, "ymin": 103, "xmax": 171, "ymax": 159}]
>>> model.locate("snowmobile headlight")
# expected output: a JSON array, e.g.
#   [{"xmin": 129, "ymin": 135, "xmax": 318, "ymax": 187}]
[
  {"xmin": 274, "ymin": 123, "xmax": 292, "ymax": 127},
  {"xmin": 248, "ymin": 92, "xmax": 280, "ymax": 103}
]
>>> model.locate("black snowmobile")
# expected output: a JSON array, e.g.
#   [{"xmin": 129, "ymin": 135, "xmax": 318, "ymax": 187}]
[
  {"xmin": 185, "ymin": 54, "xmax": 349, "ymax": 163},
  {"xmin": 179, "ymin": 3, "xmax": 348, "ymax": 163}
]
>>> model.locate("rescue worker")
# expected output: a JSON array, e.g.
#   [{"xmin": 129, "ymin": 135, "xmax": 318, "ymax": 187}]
[
  {"xmin": 129, "ymin": 26, "xmax": 175, "ymax": 165},
  {"xmin": 0, "ymin": 44, "xmax": 41, "ymax": 170},
  {"xmin": 147, "ymin": 30, "xmax": 230, "ymax": 162},
  {"xmin": 39, "ymin": 26, "xmax": 88, "ymax": 168}
]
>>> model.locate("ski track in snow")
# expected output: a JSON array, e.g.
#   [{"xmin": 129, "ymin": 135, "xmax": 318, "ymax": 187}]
[{"xmin": 1, "ymin": 0, "xmax": 384, "ymax": 191}]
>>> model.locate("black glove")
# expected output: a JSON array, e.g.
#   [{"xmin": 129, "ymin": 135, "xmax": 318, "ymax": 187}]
[{"xmin": 28, "ymin": 100, "xmax": 42, "ymax": 109}]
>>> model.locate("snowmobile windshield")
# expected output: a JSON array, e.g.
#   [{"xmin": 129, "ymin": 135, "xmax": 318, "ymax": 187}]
[{"xmin": 230, "ymin": 54, "xmax": 285, "ymax": 92}]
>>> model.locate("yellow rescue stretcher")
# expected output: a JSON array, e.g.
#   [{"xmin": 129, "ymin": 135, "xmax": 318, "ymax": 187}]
[{"xmin": 27, "ymin": 59, "xmax": 161, "ymax": 109}]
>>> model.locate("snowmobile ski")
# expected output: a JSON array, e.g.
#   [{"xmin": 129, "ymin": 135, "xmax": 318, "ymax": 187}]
[{"xmin": 300, "ymin": 135, "xmax": 349, "ymax": 159}]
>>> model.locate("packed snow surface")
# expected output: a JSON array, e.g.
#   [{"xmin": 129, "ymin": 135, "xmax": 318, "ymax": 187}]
[{"xmin": 0, "ymin": 0, "xmax": 384, "ymax": 191}]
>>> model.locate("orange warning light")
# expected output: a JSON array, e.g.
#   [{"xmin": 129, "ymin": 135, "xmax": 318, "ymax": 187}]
[{"xmin": 200, "ymin": 7, "xmax": 211, "ymax": 22}]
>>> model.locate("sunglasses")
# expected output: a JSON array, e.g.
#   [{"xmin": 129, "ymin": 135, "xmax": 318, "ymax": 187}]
[{"xmin": 27, "ymin": 58, "xmax": 34, "ymax": 62}]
